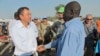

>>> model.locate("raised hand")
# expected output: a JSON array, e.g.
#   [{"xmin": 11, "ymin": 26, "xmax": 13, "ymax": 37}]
[{"xmin": 37, "ymin": 45, "xmax": 46, "ymax": 52}]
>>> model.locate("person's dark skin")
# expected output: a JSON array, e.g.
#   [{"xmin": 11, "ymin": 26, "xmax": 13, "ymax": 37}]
[
  {"xmin": 37, "ymin": 1, "xmax": 82, "ymax": 53},
  {"xmin": 63, "ymin": 1, "xmax": 81, "ymax": 22}
]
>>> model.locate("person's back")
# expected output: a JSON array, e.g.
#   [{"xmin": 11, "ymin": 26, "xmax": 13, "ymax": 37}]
[
  {"xmin": 54, "ymin": 1, "xmax": 85, "ymax": 56},
  {"xmin": 55, "ymin": 17, "xmax": 85, "ymax": 56},
  {"xmin": 37, "ymin": 1, "xmax": 85, "ymax": 56}
]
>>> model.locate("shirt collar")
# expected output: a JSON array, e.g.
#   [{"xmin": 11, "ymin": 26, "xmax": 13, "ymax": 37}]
[
  {"xmin": 64, "ymin": 17, "xmax": 80, "ymax": 27},
  {"xmin": 15, "ymin": 20, "xmax": 31, "ymax": 28}
]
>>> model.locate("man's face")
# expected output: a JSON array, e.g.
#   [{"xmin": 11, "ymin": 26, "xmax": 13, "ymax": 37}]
[
  {"xmin": 43, "ymin": 19, "xmax": 48, "ymax": 23},
  {"xmin": 33, "ymin": 19, "xmax": 39, "ymax": 24},
  {"xmin": 86, "ymin": 15, "xmax": 93, "ymax": 24},
  {"xmin": 63, "ymin": 8, "xmax": 72, "ymax": 21},
  {"xmin": 20, "ymin": 9, "xmax": 32, "ymax": 23},
  {"xmin": 58, "ymin": 13, "xmax": 63, "ymax": 19}
]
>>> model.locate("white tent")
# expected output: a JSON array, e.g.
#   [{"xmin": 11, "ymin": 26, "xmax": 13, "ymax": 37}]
[{"xmin": 0, "ymin": 19, "xmax": 11, "ymax": 22}]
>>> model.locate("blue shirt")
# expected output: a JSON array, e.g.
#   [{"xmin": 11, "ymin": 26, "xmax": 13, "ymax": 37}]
[
  {"xmin": 10, "ymin": 20, "xmax": 38, "ymax": 56},
  {"xmin": 95, "ymin": 39, "xmax": 100, "ymax": 54},
  {"xmin": 45, "ymin": 17, "xmax": 86, "ymax": 56}
]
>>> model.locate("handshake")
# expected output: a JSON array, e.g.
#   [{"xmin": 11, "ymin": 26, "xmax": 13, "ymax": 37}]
[{"xmin": 37, "ymin": 45, "xmax": 46, "ymax": 52}]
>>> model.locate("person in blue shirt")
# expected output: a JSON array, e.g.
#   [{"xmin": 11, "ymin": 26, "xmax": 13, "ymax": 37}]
[
  {"xmin": 95, "ymin": 38, "xmax": 100, "ymax": 56},
  {"xmin": 37, "ymin": 1, "xmax": 86, "ymax": 56}
]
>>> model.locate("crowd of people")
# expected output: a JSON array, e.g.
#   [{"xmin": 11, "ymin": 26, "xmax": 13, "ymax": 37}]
[{"xmin": 0, "ymin": 1, "xmax": 100, "ymax": 56}]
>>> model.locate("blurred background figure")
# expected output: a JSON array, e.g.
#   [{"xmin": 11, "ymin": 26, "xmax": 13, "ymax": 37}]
[
  {"xmin": 39, "ymin": 17, "xmax": 53, "ymax": 56},
  {"xmin": 2, "ymin": 22, "xmax": 7, "ymax": 35},
  {"xmin": 32, "ymin": 18, "xmax": 43, "ymax": 45},
  {"xmin": 32, "ymin": 18, "xmax": 40, "ymax": 26},
  {"xmin": 96, "ymin": 18, "xmax": 100, "ymax": 36},
  {"xmin": 83, "ymin": 14, "xmax": 99, "ymax": 56},
  {"xmin": 52, "ymin": 6, "xmax": 65, "ymax": 40},
  {"xmin": 95, "ymin": 18, "xmax": 100, "ymax": 56},
  {"xmin": 40, "ymin": 17, "xmax": 52, "ymax": 44}
]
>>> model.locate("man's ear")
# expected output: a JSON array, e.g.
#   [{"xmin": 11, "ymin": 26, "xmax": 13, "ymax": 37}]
[
  {"xmin": 70, "ymin": 9, "xmax": 74, "ymax": 16},
  {"xmin": 71, "ymin": 9, "xmax": 77, "ymax": 17},
  {"xmin": 19, "ymin": 15, "xmax": 23, "ymax": 20},
  {"xmin": 70, "ymin": 9, "xmax": 74, "ymax": 18}
]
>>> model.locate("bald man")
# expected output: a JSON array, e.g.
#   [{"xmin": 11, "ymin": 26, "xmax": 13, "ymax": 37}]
[{"xmin": 37, "ymin": 1, "xmax": 86, "ymax": 56}]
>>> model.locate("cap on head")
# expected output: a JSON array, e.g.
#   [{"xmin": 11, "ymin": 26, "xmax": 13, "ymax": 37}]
[{"xmin": 57, "ymin": 6, "xmax": 65, "ymax": 13}]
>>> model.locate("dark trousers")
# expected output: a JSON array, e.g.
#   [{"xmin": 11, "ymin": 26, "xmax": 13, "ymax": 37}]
[
  {"xmin": 96, "ymin": 53, "xmax": 100, "ymax": 56},
  {"xmin": 14, "ymin": 55, "xmax": 33, "ymax": 56},
  {"xmin": 84, "ymin": 47, "xmax": 94, "ymax": 56},
  {"xmin": 38, "ymin": 49, "xmax": 51, "ymax": 56}
]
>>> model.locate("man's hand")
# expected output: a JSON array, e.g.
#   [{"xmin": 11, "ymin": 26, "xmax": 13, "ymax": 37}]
[{"xmin": 37, "ymin": 45, "xmax": 46, "ymax": 52}]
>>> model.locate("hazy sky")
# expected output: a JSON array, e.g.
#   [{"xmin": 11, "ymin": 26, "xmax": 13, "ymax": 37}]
[{"xmin": 0, "ymin": 0, "xmax": 100, "ymax": 19}]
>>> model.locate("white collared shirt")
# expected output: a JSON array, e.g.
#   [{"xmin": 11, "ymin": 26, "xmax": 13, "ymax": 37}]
[
  {"xmin": 8, "ymin": 19, "xmax": 17, "ymax": 36},
  {"xmin": 10, "ymin": 20, "xmax": 38, "ymax": 56}
]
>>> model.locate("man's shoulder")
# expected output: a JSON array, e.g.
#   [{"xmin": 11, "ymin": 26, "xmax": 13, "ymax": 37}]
[
  {"xmin": 52, "ymin": 21, "xmax": 62, "ymax": 27},
  {"xmin": 70, "ymin": 19, "xmax": 83, "ymax": 26},
  {"xmin": 67, "ymin": 20, "xmax": 84, "ymax": 31},
  {"xmin": 11, "ymin": 20, "xmax": 23, "ymax": 30},
  {"xmin": 54, "ymin": 21, "xmax": 62, "ymax": 24}
]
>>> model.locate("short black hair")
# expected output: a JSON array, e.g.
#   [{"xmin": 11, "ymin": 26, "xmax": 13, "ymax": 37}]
[
  {"xmin": 16, "ymin": 7, "xmax": 29, "ymax": 20},
  {"xmin": 14, "ymin": 12, "xmax": 18, "ymax": 20},
  {"xmin": 63, "ymin": 1, "xmax": 81, "ymax": 21}
]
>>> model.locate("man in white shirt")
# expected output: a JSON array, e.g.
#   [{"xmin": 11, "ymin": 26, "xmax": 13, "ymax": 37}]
[
  {"xmin": 8, "ymin": 12, "xmax": 18, "ymax": 54},
  {"xmin": 10, "ymin": 7, "xmax": 38, "ymax": 56},
  {"xmin": 8, "ymin": 12, "xmax": 18, "ymax": 34}
]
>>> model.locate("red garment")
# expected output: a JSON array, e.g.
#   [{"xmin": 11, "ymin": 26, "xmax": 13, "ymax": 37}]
[
  {"xmin": 96, "ymin": 20, "xmax": 100, "ymax": 33},
  {"xmin": 0, "ymin": 35, "xmax": 6, "ymax": 40}
]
